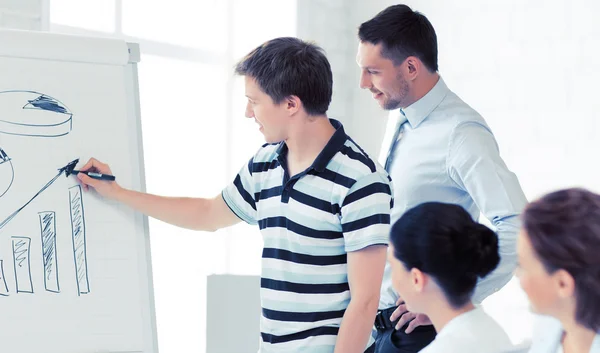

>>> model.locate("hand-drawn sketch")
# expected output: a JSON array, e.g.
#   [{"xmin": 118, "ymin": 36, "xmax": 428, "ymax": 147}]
[
  {"xmin": 39, "ymin": 211, "xmax": 60, "ymax": 293},
  {"xmin": 0, "ymin": 91, "xmax": 72, "ymax": 137},
  {"xmin": 69, "ymin": 185, "xmax": 90, "ymax": 296},
  {"xmin": 0, "ymin": 147, "xmax": 14, "ymax": 198},
  {"xmin": 0, "ymin": 87, "xmax": 87, "ymax": 298},
  {"xmin": 12, "ymin": 236, "xmax": 34, "ymax": 294},
  {"xmin": 0, "ymin": 159, "xmax": 78, "ymax": 231},
  {"xmin": 0, "ymin": 259, "xmax": 8, "ymax": 296}
]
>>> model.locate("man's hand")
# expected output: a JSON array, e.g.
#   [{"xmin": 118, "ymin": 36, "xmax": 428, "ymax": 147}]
[
  {"xmin": 390, "ymin": 297, "xmax": 432, "ymax": 333},
  {"xmin": 76, "ymin": 158, "xmax": 122, "ymax": 199}
]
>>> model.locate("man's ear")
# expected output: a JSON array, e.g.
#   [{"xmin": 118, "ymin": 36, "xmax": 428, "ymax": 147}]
[
  {"xmin": 403, "ymin": 56, "xmax": 421, "ymax": 81},
  {"xmin": 285, "ymin": 95, "xmax": 302, "ymax": 115}
]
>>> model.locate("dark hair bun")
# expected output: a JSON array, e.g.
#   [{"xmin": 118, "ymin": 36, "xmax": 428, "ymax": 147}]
[
  {"xmin": 457, "ymin": 223, "xmax": 500, "ymax": 278},
  {"xmin": 391, "ymin": 202, "xmax": 503, "ymax": 308}
]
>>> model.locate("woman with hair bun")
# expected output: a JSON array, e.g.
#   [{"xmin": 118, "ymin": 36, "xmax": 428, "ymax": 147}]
[
  {"xmin": 386, "ymin": 202, "xmax": 513, "ymax": 353},
  {"xmin": 518, "ymin": 188, "xmax": 600, "ymax": 353}
]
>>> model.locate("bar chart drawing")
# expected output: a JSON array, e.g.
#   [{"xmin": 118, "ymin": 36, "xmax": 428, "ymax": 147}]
[
  {"xmin": 39, "ymin": 211, "xmax": 60, "ymax": 293},
  {"xmin": 12, "ymin": 236, "xmax": 34, "ymax": 293},
  {"xmin": 69, "ymin": 185, "xmax": 90, "ymax": 296},
  {"xmin": 0, "ymin": 91, "xmax": 97, "ymax": 299},
  {"xmin": 0, "ymin": 259, "xmax": 8, "ymax": 296}
]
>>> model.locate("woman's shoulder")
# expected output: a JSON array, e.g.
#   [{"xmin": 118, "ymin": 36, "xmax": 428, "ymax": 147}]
[
  {"xmin": 591, "ymin": 333, "xmax": 600, "ymax": 353},
  {"xmin": 528, "ymin": 315, "xmax": 563, "ymax": 353}
]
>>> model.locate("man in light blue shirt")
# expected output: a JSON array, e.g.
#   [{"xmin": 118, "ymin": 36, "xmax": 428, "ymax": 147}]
[{"xmin": 356, "ymin": 4, "xmax": 528, "ymax": 353}]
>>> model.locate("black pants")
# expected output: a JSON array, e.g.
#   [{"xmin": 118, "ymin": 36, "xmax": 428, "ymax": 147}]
[{"xmin": 374, "ymin": 323, "xmax": 436, "ymax": 353}]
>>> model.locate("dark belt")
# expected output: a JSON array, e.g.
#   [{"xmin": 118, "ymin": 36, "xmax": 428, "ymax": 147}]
[{"xmin": 374, "ymin": 305, "xmax": 399, "ymax": 330}]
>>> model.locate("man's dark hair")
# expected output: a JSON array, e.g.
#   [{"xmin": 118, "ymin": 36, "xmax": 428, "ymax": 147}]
[
  {"xmin": 358, "ymin": 4, "xmax": 438, "ymax": 72},
  {"xmin": 234, "ymin": 37, "xmax": 332, "ymax": 116},
  {"xmin": 523, "ymin": 188, "xmax": 600, "ymax": 332}
]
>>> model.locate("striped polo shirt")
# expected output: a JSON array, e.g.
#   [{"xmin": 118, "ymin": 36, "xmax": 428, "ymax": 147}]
[{"xmin": 222, "ymin": 119, "xmax": 393, "ymax": 353}]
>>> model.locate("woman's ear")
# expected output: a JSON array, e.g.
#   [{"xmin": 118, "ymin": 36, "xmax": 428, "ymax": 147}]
[
  {"xmin": 411, "ymin": 268, "xmax": 427, "ymax": 293},
  {"xmin": 554, "ymin": 269, "xmax": 576, "ymax": 299}
]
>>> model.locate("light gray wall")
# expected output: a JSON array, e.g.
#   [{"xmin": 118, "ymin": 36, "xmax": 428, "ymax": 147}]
[
  {"xmin": 0, "ymin": 0, "xmax": 42, "ymax": 30},
  {"xmin": 297, "ymin": 0, "xmax": 396, "ymax": 158}
]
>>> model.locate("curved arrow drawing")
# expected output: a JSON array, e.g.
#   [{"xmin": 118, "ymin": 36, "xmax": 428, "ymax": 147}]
[
  {"xmin": 0, "ymin": 159, "xmax": 78, "ymax": 231},
  {"xmin": 0, "ymin": 147, "xmax": 14, "ymax": 198}
]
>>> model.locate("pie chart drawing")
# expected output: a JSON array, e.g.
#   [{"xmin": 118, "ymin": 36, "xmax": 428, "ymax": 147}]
[
  {"xmin": 0, "ymin": 91, "xmax": 72, "ymax": 138},
  {"xmin": 0, "ymin": 147, "xmax": 13, "ymax": 198}
]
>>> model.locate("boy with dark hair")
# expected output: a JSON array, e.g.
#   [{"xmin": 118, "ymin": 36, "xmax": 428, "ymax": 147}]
[{"xmin": 79, "ymin": 37, "xmax": 393, "ymax": 353}]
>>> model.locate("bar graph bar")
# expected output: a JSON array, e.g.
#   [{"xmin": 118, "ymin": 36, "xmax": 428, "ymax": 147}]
[
  {"xmin": 69, "ymin": 185, "xmax": 90, "ymax": 295},
  {"xmin": 39, "ymin": 211, "xmax": 60, "ymax": 293},
  {"xmin": 12, "ymin": 237, "xmax": 33, "ymax": 293},
  {"xmin": 0, "ymin": 259, "xmax": 8, "ymax": 296}
]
